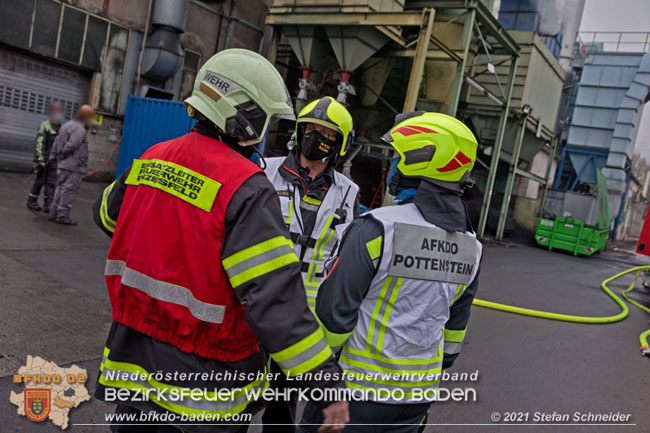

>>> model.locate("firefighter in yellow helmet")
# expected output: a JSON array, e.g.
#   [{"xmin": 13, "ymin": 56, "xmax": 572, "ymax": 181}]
[
  {"xmin": 298, "ymin": 112, "xmax": 483, "ymax": 432},
  {"xmin": 262, "ymin": 96, "xmax": 360, "ymax": 430},
  {"xmin": 264, "ymin": 96, "xmax": 360, "ymax": 305}
]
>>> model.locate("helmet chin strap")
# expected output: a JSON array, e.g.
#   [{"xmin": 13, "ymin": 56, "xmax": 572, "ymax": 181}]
[
  {"xmin": 251, "ymin": 146, "xmax": 267, "ymax": 170},
  {"xmin": 424, "ymin": 172, "xmax": 475, "ymax": 193},
  {"xmin": 237, "ymin": 138, "xmax": 262, "ymax": 147}
]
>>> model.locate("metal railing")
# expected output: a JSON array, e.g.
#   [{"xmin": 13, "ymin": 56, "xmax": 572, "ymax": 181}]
[{"xmin": 578, "ymin": 31, "xmax": 650, "ymax": 53}]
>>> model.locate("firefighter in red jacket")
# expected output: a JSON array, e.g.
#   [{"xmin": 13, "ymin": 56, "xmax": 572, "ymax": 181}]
[{"xmin": 93, "ymin": 49, "xmax": 348, "ymax": 433}]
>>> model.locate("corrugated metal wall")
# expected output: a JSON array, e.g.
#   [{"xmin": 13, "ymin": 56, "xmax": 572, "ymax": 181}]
[
  {"xmin": 469, "ymin": 30, "xmax": 565, "ymax": 138},
  {"xmin": 0, "ymin": 47, "xmax": 89, "ymax": 171},
  {"xmin": 116, "ymin": 95, "xmax": 197, "ymax": 177},
  {"xmin": 564, "ymin": 52, "xmax": 650, "ymax": 228},
  {"xmin": 567, "ymin": 53, "xmax": 645, "ymax": 159}
]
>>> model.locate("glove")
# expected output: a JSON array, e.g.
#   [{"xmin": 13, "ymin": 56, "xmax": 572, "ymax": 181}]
[{"xmin": 33, "ymin": 162, "xmax": 45, "ymax": 174}]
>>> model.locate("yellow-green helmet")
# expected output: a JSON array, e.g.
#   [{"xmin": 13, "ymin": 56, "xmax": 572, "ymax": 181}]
[
  {"xmin": 184, "ymin": 49, "xmax": 295, "ymax": 144},
  {"xmin": 382, "ymin": 112, "xmax": 478, "ymax": 182},
  {"xmin": 296, "ymin": 97, "xmax": 354, "ymax": 156}
]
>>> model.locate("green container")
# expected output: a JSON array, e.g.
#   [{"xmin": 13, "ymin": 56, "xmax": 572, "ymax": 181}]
[
  {"xmin": 535, "ymin": 217, "xmax": 608, "ymax": 256},
  {"xmin": 535, "ymin": 169, "xmax": 610, "ymax": 256}
]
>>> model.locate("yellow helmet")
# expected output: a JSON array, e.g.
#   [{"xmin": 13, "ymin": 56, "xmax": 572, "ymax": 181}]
[
  {"xmin": 296, "ymin": 97, "xmax": 354, "ymax": 156},
  {"xmin": 382, "ymin": 112, "xmax": 478, "ymax": 183}
]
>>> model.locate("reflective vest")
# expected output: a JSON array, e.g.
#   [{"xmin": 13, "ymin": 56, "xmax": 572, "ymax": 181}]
[
  {"xmin": 105, "ymin": 131, "xmax": 262, "ymax": 362},
  {"xmin": 34, "ymin": 120, "xmax": 59, "ymax": 162},
  {"xmin": 339, "ymin": 203, "xmax": 482, "ymax": 403},
  {"xmin": 264, "ymin": 156, "xmax": 358, "ymax": 308}
]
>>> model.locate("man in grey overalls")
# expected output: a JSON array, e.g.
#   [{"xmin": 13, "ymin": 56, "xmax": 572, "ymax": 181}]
[{"xmin": 49, "ymin": 105, "xmax": 95, "ymax": 225}]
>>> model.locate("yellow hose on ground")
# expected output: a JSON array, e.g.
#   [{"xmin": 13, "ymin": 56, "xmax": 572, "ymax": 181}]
[
  {"xmin": 620, "ymin": 270, "xmax": 650, "ymax": 354},
  {"xmin": 472, "ymin": 265, "xmax": 650, "ymax": 356}
]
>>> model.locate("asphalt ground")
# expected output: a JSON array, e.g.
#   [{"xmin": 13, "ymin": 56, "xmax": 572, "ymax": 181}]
[{"xmin": 1, "ymin": 172, "xmax": 649, "ymax": 433}]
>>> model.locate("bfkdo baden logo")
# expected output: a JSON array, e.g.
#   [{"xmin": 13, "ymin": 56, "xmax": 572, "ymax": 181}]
[
  {"xmin": 25, "ymin": 389, "xmax": 51, "ymax": 422},
  {"xmin": 10, "ymin": 356, "xmax": 91, "ymax": 430}
]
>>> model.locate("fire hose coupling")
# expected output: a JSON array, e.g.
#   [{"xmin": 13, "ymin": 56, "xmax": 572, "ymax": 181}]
[{"xmin": 641, "ymin": 345, "xmax": 650, "ymax": 357}]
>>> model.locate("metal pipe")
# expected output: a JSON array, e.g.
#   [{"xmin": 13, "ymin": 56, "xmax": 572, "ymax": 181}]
[
  {"xmin": 403, "ymin": 8, "xmax": 435, "ymax": 112},
  {"xmin": 538, "ymin": 138, "xmax": 558, "ymax": 219},
  {"xmin": 554, "ymin": 147, "xmax": 567, "ymax": 189},
  {"xmin": 514, "ymin": 167, "xmax": 547, "ymax": 184},
  {"xmin": 496, "ymin": 114, "xmax": 528, "ymax": 240},
  {"xmin": 135, "ymin": 0, "xmax": 154, "ymax": 96},
  {"xmin": 464, "ymin": 75, "xmax": 505, "ymax": 107},
  {"xmin": 477, "ymin": 56, "xmax": 519, "ymax": 237},
  {"xmin": 448, "ymin": 8, "xmax": 476, "ymax": 117},
  {"xmin": 220, "ymin": 0, "xmax": 236, "ymax": 50},
  {"xmin": 267, "ymin": 27, "xmax": 281, "ymax": 64},
  {"xmin": 429, "ymin": 33, "xmax": 463, "ymax": 63}
]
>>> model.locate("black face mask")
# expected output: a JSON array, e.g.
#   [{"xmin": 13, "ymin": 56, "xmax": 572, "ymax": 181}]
[{"xmin": 300, "ymin": 131, "xmax": 338, "ymax": 161}]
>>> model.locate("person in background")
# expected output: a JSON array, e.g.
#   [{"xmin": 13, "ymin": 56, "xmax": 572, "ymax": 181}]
[
  {"xmin": 27, "ymin": 101, "xmax": 64, "ymax": 212},
  {"xmin": 48, "ymin": 104, "xmax": 95, "ymax": 225}
]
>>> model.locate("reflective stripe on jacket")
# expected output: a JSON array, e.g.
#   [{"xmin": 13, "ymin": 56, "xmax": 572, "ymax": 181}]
[
  {"xmin": 106, "ymin": 131, "xmax": 265, "ymax": 361},
  {"xmin": 94, "ymin": 128, "xmax": 342, "ymax": 420},
  {"xmin": 34, "ymin": 120, "xmax": 59, "ymax": 163},
  {"xmin": 98, "ymin": 345, "xmax": 268, "ymax": 418},
  {"xmin": 264, "ymin": 156, "xmax": 358, "ymax": 308},
  {"xmin": 340, "ymin": 203, "xmax": 482, "ymax": 403}
]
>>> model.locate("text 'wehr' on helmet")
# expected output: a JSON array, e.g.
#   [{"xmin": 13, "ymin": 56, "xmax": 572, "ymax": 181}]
[{"xmin": 184, "ymin": 48, "xmax": 295, "ymax": 145}]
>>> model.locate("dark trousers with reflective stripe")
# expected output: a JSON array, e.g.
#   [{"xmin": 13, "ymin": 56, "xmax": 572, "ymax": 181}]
[
  {"xmin": 261, "ymin": 360, "xmax": 298, "ymax": 433},
  {"xmin": 298, "ymin": 400, "xmax": 430, "ymax": 433},
  {"xmin": 28, "ymin": 162, "xmax": 56, "ymax": 206}
]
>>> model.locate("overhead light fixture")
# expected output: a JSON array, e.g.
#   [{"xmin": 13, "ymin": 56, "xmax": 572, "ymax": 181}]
[{"xmin": 522, "ymin": 104, "xmax": 533, "ymax": 116}]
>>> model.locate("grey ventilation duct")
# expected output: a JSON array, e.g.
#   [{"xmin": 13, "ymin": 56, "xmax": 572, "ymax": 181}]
[{"xmin": 141, "ymin": 0, "xmax": 189, "ymax": 80}]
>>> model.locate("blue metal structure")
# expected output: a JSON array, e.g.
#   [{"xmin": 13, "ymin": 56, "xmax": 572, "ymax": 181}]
[
  {"xmin": 116, "ymin": 95, "xmax": 197, "ymax": 177},
  {"xmin": 554, "ymin": 147, "xmax": 608, "ymax": 190},
  {"xmin": 498, "ymin": 0, "xmax": 562, "ymax": 58},
  {"xmin": 556, "ymin": 51, "xmax": 650, "ymax": 239}
]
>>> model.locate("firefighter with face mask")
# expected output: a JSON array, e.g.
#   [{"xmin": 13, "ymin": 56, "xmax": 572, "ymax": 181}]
[
  {"xmin": 264, "ymin": 97, "xmax": 360, "ymax": 307},
  {"xmin": 261, "ymin": 97, "xmax": 359, "ymax": 431},
  {"xmin": 92, "ymin": 49, "xmax": 348, "ymax": 433},
  {"xmin": 298, "ymin": 112, "xmax": 483, "ymax": 433}
]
